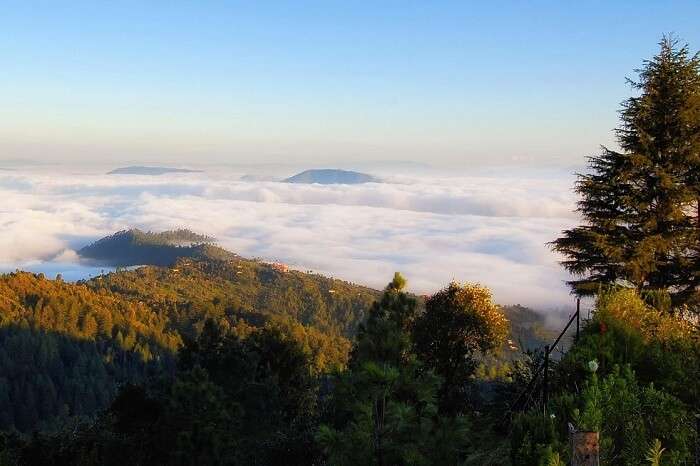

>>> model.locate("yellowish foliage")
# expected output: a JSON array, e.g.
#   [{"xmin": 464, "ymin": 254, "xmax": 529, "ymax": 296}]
[
  {"xmin": 453, "ymin": 283, "xmax": 510, "ymax": 348},
  {"xmin": 596, "ymin": 289, "xmax": 696, "ymax": 344}
]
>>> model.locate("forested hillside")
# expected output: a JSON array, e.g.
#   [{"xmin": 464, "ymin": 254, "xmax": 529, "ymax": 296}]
[
  {"xmin": 86, "ymin": 255, "xmax": 382, "ymax": 372},
  {"xmin": 0, "ymin": 243, "xmax": 386, "ymax": 434},
  {"xmin": 77, "ymin": 229, "xmax": 229, "ymax": 267},
  {"xmin": 502, "ymin": 304, "xmax": 557, "ymax": 351},
  {"xmin": 85, "ymin": 256, "xmax": 379, "ymax": 338},
  {"xmin": 0, "ymin": 246, "xmax": 554, "ymax": 437},
  {"xmin": 0, "ymin": 259, "xmax": 381, "ymax": 433},
  {"xmin": 0, "ymin": 272, "xmax": 180, "ymax": 432}
]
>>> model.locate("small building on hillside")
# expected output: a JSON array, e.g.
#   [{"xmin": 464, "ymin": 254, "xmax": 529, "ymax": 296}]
[{"xmin": 270, "ymin": 262, "xmax": 289, "ymax": 273}]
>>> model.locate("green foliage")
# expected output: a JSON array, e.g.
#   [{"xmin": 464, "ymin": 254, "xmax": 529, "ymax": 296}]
[
  {"xmin": 167, "ymin": 323, "xmax": 320, "ymax": 465},
  {"xmin": 319, "ymin": 275, "xmax": 468, "ymax": 466},
  {"xmin": 0, "ymin": 272, "xmax": 179, "ymax": 432},
  {"xmin": 319, "ymin": 361, "xmax": 456, "ymax": 466},
  {"xmin": 88, "ymin": 255, "xmax": 378, "ymax": 339},
  {"xmin": 556, "ymin": 289, "xmax": 700, "ymax": 410},
  {"xmin": 572, "ymin": 371, "xmax": 602, "ymax": 432},
  {"xmin": 551, "ymin": 36, "xmax": 700, "ymax": 309},
  {"xmin": 78, "ymin": 229, "xmax": 223, "ymax": 267},
  {"xmin": 646, "ymin": 439, "xmax": 665, "ymax": 466},
  {"xmin": 513, "ymin": 287, "xmax": 698, "ymax": 466},
  {"xmin": 350, "ymin": 272, "xmax": 416, "ymax": 367},
  {"xmin": 510, "ymin": 412, "xmax": 562, "ymax": 466},
  {"xmin": 412, "ymin": 282, "xmax": 509, "ymax": 412},
  {"xmin": 7, "ymin": 322, "xmax": 322, "ymax": 465},
  {"xmin": 589, "ymin": 366, "xmax": 691, "ymax": 465},
  {"xmin": 514, "ymin": 364, "xmax": 694, "ymax": 466},
  {"xmin": 546, "ymin": 451, "xmax": 565, "ymax": 466}
]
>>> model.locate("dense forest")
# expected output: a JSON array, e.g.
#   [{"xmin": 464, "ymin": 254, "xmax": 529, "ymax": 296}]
[
  {"xmin": 0, "ymin": 272, "xmax": 179, "ymax": 433},
  {"xmin": 0, "ymin": 246, "xmax": 552, "ymax": 437},
  {"xmin": 85, "ymin": 254, "xmax": 380, "ymax": 338},
  {"xmin": 0, "ymin": 36, "xmax": 698, "ymax": 465},
  {"xmin": 77, "ymin": 229, "xmax": 228, "ymax": 267},
  {"xmin": 0, "ymin": 253, "xmax": 381, "ymax": 434}
]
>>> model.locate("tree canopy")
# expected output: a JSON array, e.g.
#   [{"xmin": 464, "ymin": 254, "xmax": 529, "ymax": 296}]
[{"xmin": 552, "ymin": 36, "xmax": 700, "ymax": 310}]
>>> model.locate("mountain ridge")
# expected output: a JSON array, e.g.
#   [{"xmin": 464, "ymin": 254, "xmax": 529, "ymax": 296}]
[{"xmin": 284, "ymin": 169, "xmax": 379, "ymax": 184}]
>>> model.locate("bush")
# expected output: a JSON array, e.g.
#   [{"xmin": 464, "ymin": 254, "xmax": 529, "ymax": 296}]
[{"xmin": 555, "ymin": 289, "xmax": 700, "ymax": 410}]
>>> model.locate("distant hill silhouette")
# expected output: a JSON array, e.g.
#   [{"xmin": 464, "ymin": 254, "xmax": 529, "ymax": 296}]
[
  {"xmin": 107, "ymin": 166, "xmax": 202, "ymax": 175},
  {"xmin": 78, "ymin": 229, "xmax": 232, "ymax": 266},
  {"xmin": 284, "ymin": 169, "xmax": 379, "ymax": 184}
]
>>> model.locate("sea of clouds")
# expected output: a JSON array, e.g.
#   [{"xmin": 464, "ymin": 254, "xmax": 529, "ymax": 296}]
[{"xmin": 0, "ymin": 165, "xmax": 580, "ymax": 309}]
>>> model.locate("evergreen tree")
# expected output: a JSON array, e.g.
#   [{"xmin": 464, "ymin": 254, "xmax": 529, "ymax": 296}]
[
  {"xmin": 552, "ymin": 36, "xmax": 700, "ymax": 309},
  {"xmin": 350, "ymin": 272, "xmax": 417, "ymax": 368},
  {"xmin": 175, "ymin": 320, "xmax": 321, "ymax": 465},
  {"xmin": 412, "ymin": 282, "xmax": 509, "ymax": 413},
  {"xmin": 318, "ymin": 274, "xmax": 467, "ymax": 466}
]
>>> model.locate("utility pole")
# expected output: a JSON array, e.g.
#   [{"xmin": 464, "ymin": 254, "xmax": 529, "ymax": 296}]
[
  {"xmin": 576, "ymin": 298, "xmax": 581, "ymax": 343},
  {"xmin": 543, "ymin": 345, "xmax": 549, "ymax": 415},
  {"xmin": 695, "ymin": 414, "xmax": 699, "ymax": 466}
]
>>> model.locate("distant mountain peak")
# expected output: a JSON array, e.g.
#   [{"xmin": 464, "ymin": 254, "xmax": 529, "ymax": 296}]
[{"xmin": 283, "ymin": 169, "xmax": 379, "ymax": 185}]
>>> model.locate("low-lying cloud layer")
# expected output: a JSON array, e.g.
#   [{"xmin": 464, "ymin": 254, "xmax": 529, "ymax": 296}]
[{"xmin": 0, "ymin": 167, "xmax": 579, "ymax": 309}]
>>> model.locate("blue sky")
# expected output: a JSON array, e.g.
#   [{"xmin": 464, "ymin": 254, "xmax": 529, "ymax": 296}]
[{"xmin": 2, "ymin": 1, "xmax": 699, "ymax": 167}]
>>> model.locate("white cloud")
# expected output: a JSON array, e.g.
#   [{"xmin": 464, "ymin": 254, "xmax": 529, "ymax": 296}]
[{"xmin": 0, "ymin": 168, "xmax": 579, "ymax": 309}]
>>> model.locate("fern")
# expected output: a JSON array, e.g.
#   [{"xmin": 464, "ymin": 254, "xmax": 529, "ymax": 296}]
[
  {"xmin": 547, "ymin": 452, "xmax": 565, "ymax": 466},
  {"xmin": 645, "ymin": 439, "xmax": 665, "ymax": 466}
]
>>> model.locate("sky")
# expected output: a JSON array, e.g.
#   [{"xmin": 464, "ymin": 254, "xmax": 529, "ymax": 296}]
[{"xmin": 2, "ymin": 1, "xmax": 699, "ymax": 167}]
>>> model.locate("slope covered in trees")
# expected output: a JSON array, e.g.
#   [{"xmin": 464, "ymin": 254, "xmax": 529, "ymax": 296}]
[
  {"xmin": 0, "ymin": 254, "xmax": 385, "ymax": 434},
  {"xmin": 0, "ymin": 239, "xmax": 386, "ymax": 435},
  {"xmin": 2, "ymin": 272, "xmax": 697, "ymax": 465},
  {"xmin": 0, "ymin": 248, "xmax": 554, "ymax": 437},
  {"xmin": 77, "ymin": 229, "xmax": 231, "ymax": 267},
  {"xmin": 80, "ymin": 230, "xmax": 553, "ymax": 343},
  {"xmin": 0, "ymin": 275, "xmax": 516, "ymax": 465},
  {"xmin": 83, "ymin": 253, "xmax": 554, "ymax": 373},
  {"xmin": 85, "ymin": 256, "xmax": 380, "ymax": 339},
  {"xmin": 0, "ymin": 272, "xmax": 180, "ymax": 432}
]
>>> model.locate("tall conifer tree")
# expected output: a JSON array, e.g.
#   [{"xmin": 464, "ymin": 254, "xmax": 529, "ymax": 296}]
[{"xmin": 552, "ymin": 36, "xmax": 700, "ymax": 309}]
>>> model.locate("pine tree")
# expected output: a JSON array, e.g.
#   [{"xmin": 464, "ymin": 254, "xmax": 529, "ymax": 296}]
[
  {"xmin": 552, "ymin": 36, "xmax": 700, "ymax": 309},
  {"xmin": 318, "ymin": 275, "xmax": 467, "ymax": 466},
  {"xmin": 350, "ymin": 272, "xmax": 417, "ymax": 368}
]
